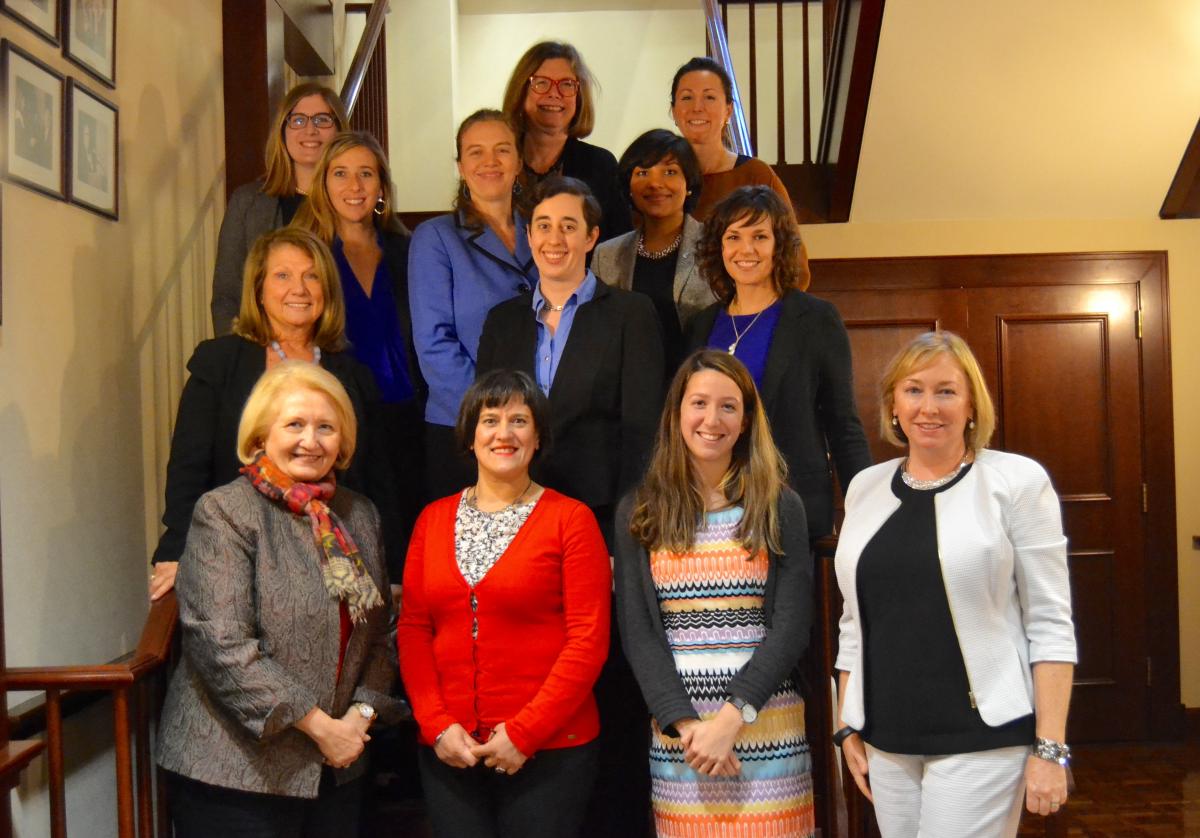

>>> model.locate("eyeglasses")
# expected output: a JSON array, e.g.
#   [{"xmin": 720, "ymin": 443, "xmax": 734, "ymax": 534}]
[
  {"xmin": 285, "ymin": 113, "xmax": 336, "ymax": 131},
  {"xmin": 529, "ymin": 76, "xmax": 579, "ymax": 98}
]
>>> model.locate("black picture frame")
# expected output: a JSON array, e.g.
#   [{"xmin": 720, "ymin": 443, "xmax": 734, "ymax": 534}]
[
  {"xmin": 66, "ymin": 77, "xmax": 115, "ymax": 218},
  {"xmin": 1, "ymin": 39, "xmax": 65, "ymax": 201},
  {"xmin": 62, "ymin": 0, "xmax": 114, "ymax": 88},
  {"xmin": 1, "ymin": 0, "xmax": 60, "ymax": 46}
]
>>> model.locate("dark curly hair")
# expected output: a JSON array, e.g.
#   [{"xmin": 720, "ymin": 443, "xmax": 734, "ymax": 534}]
[
  {"xmin": 616, "ymin": 129, "xmax": 703, "ymax": 216},
  {"xmin": 696, "ymin": 186, "xmax": 805, "ymax": 305}
]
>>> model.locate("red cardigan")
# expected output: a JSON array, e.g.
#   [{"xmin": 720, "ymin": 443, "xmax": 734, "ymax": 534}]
[{"xmin": 397, "ymin": 489, "xmax": 611, "ymax": 756}]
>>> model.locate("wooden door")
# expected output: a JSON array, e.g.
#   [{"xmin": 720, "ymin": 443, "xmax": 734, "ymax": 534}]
[{"xmin": 810, "ymin": 252, "xmax": 1180, "ymax": 744}]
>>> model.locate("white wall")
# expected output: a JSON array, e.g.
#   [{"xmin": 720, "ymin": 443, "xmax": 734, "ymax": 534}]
[{"xmin": 0, "ymin": 2, "xmax": 224, "ymax": 833}]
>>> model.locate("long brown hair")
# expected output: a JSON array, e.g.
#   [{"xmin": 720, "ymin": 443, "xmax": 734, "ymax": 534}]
[
  {"xmin": 501, "ymin": 41, "xmax": 598, "ymax": 144},
  {"xmin": 261, "ymin": 83, "xmax": 348, "ymax": 198},
  {"xmin": 630, "ymin": 350, "xmax": 787, "ymax": 554},
  {"xmin": 696, "ymin": 185, "xmax": 808, "ymax": 303},
  {"xmin": 292, "ymin": 131, "xmax": 407, "ymax": 243}
]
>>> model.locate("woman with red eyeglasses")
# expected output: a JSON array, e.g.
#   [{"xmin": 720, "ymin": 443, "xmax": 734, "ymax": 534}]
[{"xmin": 501, "ymin": 41, "xmax": 631, "ymax": 242}]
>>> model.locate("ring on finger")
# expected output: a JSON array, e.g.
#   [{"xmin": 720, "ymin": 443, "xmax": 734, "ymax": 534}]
[{"xmin": 495, "ymin": 766, "xmax": 507, "ymax": 774}]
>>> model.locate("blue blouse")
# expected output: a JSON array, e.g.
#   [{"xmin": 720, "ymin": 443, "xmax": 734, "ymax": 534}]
[
  {"xmin": 335, "ymin": 236, "xmax": 414, "ymax": 405},
  {"xmin": 707, "ymin": 301, "xmax": 784, "ymax": 386}
]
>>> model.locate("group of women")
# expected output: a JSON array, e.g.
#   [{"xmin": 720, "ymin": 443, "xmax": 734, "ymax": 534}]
[{"xmin": 149, "ymin": 37, "xmax": 1077, "ymax": 838}]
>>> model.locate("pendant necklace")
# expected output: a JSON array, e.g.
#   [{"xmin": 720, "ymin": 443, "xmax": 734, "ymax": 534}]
[
  {"xmin": 271, "ymin": 340, "xmax": 321, "ymax": 364},
  {"xmin": 727, "ymin": 308, "xmax": 767, "ymax": 354}
]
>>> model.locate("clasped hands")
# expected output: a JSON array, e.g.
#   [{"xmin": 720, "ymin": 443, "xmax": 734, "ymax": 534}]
[
  {"xmin": 434, "ymin": 722, "xmax": 528, "ymax": 776},
  {"xmin": 674, "ymin": 703, "xmax": 744, "ymax": 777},
  {"xmin": 295, "ymin": 706, "xmax": 372, "ymax": 770}
]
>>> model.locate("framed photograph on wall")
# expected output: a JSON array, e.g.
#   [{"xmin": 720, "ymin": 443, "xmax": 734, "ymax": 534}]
[
  {"xmin": 63, "ymin": 0, "xmax": 114, "ymax": 88},
  {"xmin": 1, "ymin": 0, "xmax": 60, "ymax": 46},
  {"xmin": 66, "ymin": 78, "xmax": 115, "ymax": 218},
  {"xmin": 1, "ymin": 39, "xmax": 64, "ymax": 200}
]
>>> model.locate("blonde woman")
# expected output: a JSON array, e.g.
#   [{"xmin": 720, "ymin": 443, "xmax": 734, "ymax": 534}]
[
  {"xmin": 294, "ymin": 131, "xmax": 423, "ymax": 583},
  {"xmin": 834, "ymin": 331, "xmax": 1075, "ymax": 837},
  {"xmin": 158, "ymin": 362, "xmax": 402, "ymax": 836},
  {"xmin": 616, "ymin": 349, "xmax": 815, "ymax": 837},
  {"xmin": 212, "ymin": 83, "xmax": 348, "ymax": 333}
]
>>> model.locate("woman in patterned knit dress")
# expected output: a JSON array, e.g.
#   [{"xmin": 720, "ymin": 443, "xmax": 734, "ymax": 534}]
[{"xmin": 615, "ymin": 349, "xmax": 815, "ymax": 837}]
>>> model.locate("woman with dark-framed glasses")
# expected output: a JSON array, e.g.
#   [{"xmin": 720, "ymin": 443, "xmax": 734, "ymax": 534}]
[
  {"xmin": 212, "ymin": 83, "xmax": 348, "ymax": 334},
  {"xmin": 501, "ymin": 41, "xmax": 630, "ymax": 242}
]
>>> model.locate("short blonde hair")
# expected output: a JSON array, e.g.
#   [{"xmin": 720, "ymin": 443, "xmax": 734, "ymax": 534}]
[
  {"xmin": 232, "ymin": 227, "xmax": 346, "ymax": 352},
  {"xmin": 237, "ymin": 361, "xmax": 357, "ymax": 470},
  {"xmin": 262, "ymin": 83, "xmax": 348, "ymax": 198},
  {"xmin": 502, "ymin": 41, "xmax": 597, "ymax": 143},
  {"xmin": 879, "ymin": 331, "xmax": 995, "ymax": 453}
]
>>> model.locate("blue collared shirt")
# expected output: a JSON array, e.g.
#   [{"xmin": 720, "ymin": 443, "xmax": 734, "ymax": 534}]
[{"xmin": 531, "ymin": 270, "xmax": 598, "ymax": 395}]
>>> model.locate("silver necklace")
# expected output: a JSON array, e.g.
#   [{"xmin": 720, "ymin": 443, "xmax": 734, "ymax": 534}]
[
  {"xmin": 271, "ymin": 340, "xmax": 321, "ymax": 364},
  {"xmin": 538, "ymin": 284, "xmax": 567, "ymax": 312},
  {"xmin": 636, "ymin": 231, "xmax": 682, "ymax": 259},
  {"xmin": 901, "ymin": 454, "xmax": 971, "ymax": 490},
  {"xmin": 726, "ymin": 308, "xmax": 767, "ymax": 354}
]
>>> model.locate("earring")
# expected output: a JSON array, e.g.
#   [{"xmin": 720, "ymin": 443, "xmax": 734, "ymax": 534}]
[
  {"xmin": 891, "ymin": 416, "xmax": 899, "ymax": 427},
  {"xmin": 968, "ymin": 418, "xmax": 976, "ymax": 430},
  {"xmin": 374, "ymin": 196, "xmax": 385, "ymax": 216},
  {"xmin": 460, "ymin": 182, "xmax": 471, "ymax": 201}
]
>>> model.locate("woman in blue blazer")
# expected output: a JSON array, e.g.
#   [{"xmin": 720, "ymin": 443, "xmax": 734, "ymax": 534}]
[
  {"xmin": 408, "ymin": 109, "xmax": 537, "ymax": 498},
  {"xmin": 833, "ymin": 331, "xmax": 1076, "ymax": 838}
]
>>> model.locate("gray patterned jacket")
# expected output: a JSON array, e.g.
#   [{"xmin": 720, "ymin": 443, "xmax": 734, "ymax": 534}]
[{"xmin": 156, "ymin": 478, "xmax": 404, "ymax": 798}]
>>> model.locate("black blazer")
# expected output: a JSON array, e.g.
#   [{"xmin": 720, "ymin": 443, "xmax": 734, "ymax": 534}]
[
  {"xmin": 614, "ymin": 488, "xmax": 813, "ymax": 735},
  {"xmin": 476, "ymin": 280, "xmax": 664, "ymax": 519},
  {"xmin": 151, "ymin": 335, "xmax": 378, "ymax": 566},
  {"xmin": 686, "ymin": 290, "xmax": 872, "ymax": 540}
]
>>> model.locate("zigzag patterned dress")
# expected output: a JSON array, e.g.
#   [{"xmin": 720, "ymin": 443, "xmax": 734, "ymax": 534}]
[{"xmin": 648, "ymin": 506, "xmax": 814, "ymax": 837}]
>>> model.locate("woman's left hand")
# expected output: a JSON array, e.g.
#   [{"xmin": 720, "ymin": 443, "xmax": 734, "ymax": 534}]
[
  {"xmin": 470, "ymin": 722, "xmax": 528, "ymax": 776},
  {"xmin": 1024, "ymin": 755, "xmax": 1069, "ymax": 815},
  {"xmin": 682, "ymin": 703, "xmax": 743, "ymax": 776}
]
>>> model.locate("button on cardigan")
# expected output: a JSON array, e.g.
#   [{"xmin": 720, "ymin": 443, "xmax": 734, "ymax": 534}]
[{"xmin": 398, "ymin": 489, "xmax": 611, "ymax": 756}]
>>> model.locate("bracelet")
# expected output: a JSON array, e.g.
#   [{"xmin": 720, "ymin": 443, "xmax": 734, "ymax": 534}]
[
  {"xmin": 832, "ymin": 726, "xmax": 858, "ymax": 748},
  {"xmin": 1033, "ymin": 737, "xmax": 1071, "ymax": 766},
  {"xmin": 434, "ymin": 726, "xmax": 452, "ymax": 746}
]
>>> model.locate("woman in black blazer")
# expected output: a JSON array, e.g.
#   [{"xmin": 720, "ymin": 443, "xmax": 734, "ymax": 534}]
[
  {"xmin": 477, "ymin": 175, "xmax": 662, "ymax": 838},
  {"xmin": 475, "ymin": 177, "xmax": 662, "ymax": 539},
  {"xmin": 294, "ymin": 131, "xmax": 425, "ymax": 586},
  {"xmin": 151, "ymin": 227, "xmax": 381, "ymax": 598},
  {"xmin": 685, "ymin": 186, "xmax": 871, "ymax": 540}
]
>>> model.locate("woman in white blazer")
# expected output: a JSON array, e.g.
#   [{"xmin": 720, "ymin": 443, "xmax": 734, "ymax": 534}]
[{"xmin": 833, "ymin": 331, "xmax": 1076, "ymax": 838}]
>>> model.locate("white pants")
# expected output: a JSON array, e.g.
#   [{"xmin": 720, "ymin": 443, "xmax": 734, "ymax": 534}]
[{"xmin": 865, "ymin": 744, "xmax": 1029, "ymax": 838}]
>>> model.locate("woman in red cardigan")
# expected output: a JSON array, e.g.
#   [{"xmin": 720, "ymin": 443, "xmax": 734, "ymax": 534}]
[{"xmin": 398, "ymin": 369, "xmax": 611, "ymax": 838}]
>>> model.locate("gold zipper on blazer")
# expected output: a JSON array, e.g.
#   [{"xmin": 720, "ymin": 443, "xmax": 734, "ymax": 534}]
[{"xmin": 934, "ymin": 493, "xmax": 979, "ymax": 712}]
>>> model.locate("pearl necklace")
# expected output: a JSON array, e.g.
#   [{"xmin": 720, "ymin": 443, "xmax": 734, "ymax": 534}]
[
  {"xmin": 636, "ymin": 231, "xmax": 682, "ymax": 259},
  {"xmin": 900, "ymin": 454, "xmax": 971, "ymax": 490},
  {"xmin": 271, "ymin": 340, "xmax": 321, "ymax": 364}
]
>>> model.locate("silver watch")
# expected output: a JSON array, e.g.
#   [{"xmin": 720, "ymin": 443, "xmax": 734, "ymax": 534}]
[
  {"xmin": 727, "ymin": 696, "xmax": 758, "ymax": 724},
  {"xmin": 1033, "ymin": 737, "xmax": 1070, "ymax": 766}
]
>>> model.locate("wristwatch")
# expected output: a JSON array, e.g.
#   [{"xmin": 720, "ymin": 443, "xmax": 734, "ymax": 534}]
[
  {"xmin": 353, "ymin": 703, "xmax": 377, "ymax": 724},
  {"xmin": 726, "ymin": 696, "xmax": 758, "ymax": 724}
]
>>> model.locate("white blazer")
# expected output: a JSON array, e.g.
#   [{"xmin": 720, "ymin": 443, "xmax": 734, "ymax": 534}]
[{"xmin": 834, "ymin": 449, "xmax": 1077, "ymax": 730}]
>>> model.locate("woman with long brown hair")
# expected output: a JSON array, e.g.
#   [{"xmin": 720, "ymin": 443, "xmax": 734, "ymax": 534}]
[
  {"xmin": 616, "ymin": 349, "xmax": 815, "ymax": 836},
  {"xmin": 212, "ymin": 83, "xmax": 348, "ymax": 333}
]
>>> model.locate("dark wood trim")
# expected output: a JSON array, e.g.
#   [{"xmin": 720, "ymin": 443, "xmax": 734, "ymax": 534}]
[
  {"xmin": 220, "ymin": 0, "xmax": 284, "ymax": 200},
  {"xmin": 810, "ymin": 250, "xmax": 1184, "ymax": 741},
  {"xmin": 1186, "ymin": 707, "xmax": 1200, "ymax": 740},
  {"xmin": 826, "ymin": 0, "xmax": 884, "ymax": 221},
  {"xmin": 396, "ymin": 209, "xmax": 446, "ymax": 231},
  {"xmin": 1160, "ymin": 116, "xmax": 1200, "ymax": 219}
]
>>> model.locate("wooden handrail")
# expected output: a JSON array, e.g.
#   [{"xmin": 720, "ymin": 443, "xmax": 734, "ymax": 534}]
[
  {"xmin": 340, "ymin": 0, "xmax": 390, "ymax": 117},
  {"xmin": 2, "ymin": 591, "xmax": 178, "ymax": 838}
]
